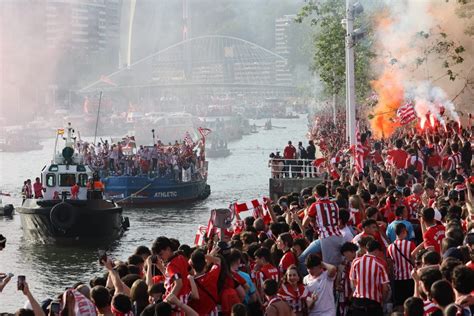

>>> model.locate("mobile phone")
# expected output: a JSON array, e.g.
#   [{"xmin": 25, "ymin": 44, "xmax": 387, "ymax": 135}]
[
  {"xmin": 98, "ymin": 250, "xmax": 107, "ymax": 265},
  {"xmin": 17, "ymin": 275, "xmax": 25, "ymax": 291},
  {"xmin": 50, "ymin": 302, "xmax": 60, "ymax": 314}
]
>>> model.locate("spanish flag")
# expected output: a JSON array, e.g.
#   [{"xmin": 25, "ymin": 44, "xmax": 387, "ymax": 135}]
[{"xmin": 57, "ymin": 128, "xmax": 64, "ymax": 135}]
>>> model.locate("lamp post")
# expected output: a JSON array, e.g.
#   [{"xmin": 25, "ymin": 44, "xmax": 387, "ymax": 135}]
[{"xmin": 345, "ymin": 0, "xmax": 363, "ymax": 146}]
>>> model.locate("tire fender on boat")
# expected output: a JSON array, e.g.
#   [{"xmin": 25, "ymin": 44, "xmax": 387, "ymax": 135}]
[{"xmin": 50, "ymin": 202, "xmax": 76, "ymax": 230}]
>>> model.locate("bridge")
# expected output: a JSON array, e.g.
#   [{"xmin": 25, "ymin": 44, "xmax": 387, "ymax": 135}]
[{"xmin": 80, "ymin": 35, "xmax": 296, "ymax": 98}]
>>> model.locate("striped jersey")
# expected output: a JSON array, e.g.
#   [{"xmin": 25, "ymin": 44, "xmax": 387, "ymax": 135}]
[
  {"xmin": 387, "ymin": 239, "xmax": 415, "ymax": 280},
  {"xmin": 349, "ymin": 254, "xmax": 390, "ymax": 304},
  {"xmin": 447, "ymin": 152, "xmax": 462, "ymax": 171},
  {"xmin": 405, "ymin": 155, "xmax": 424, "ymax": 173},
  {"xmin": 307, "ymin": 198, "xmax": 341, "ymax": 238},
  {"xmin": 278, "ymin": 282, "xmax": 310, "ymax": 313}
]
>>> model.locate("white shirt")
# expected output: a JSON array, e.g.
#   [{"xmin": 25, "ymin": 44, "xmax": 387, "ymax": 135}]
[
  {"xmin": 303, "ymin": 271, "xmax": 336, "ymax": 316},
  {"xmin": 340, "ymin": 225, "xmax": 355, "ymax": 243}
]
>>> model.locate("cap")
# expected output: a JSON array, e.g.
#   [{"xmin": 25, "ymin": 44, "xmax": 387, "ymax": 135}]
[{"xmin": 442, "ymin": 247, "xmax": 464, "ymax": 261}]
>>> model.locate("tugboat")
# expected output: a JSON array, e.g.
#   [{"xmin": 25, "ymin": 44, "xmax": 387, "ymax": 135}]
[
  {"xmin": 17, "ymin": 123, "xmax": 128, "ymax": 243},
  {"xmin": 207, "ymin": 139, "xmax": 231, "ymax": 158}
]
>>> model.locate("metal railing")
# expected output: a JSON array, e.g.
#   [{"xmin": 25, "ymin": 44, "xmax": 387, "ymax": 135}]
[{"xmin": 268, "ymin": 158, "xmax": 319, "ymax": 179}]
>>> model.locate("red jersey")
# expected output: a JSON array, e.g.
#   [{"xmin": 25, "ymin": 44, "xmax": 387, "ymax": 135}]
[
  {"xmin": 165, "ymin": 254, "xmax": 191, "ymax": 315},
  {"xmin": 257, "ymin": 263, "xmax": 280, "ymax": 289},
  {"xmin": 387, "ymin": 239, "xmax": 415, "ymax": 280},
  {"xmin": 423, "ymin": 224, "xmax": 445, "ymax": 253},
  {"xmin": 387, "ymin": 149, "xmax": 408, "ymax": 169},
  {"xmin": 446, "ymin": 152, "xmax": 462, "ymax": 171},
  {"xmin": 423, "ymin": 300, "xmax": 440, "ymax": 315},
  {"xmin": 283, "ymin": 145, "xmax": 296, "ymax": 159},
  {"xmin": 349, "ymin": 254, "xmax": 390, "ymax": 304},
  {"xmin": 279, "ymin": 250, "xmax": 297, "ymax": 274},
  {"xmin": 427, "ymin": 154, "xmax": 442, "ymax": 169},
  {"xmin": 405, "ymin": 155, "xmax": 424, "ymax": 174},
  {"xmin": 405, "ymin": 194, "xmax": 422, "ymax": 219},
  {"xmin": 278, "ymin": 283, "xmax": 309, "ymax": 313},
  {"xmin": 307, "ymin": 198, "xmax": 341, "ymax": 238},
  {"xmin": 33, "ymin": 182, "xmax": 43, "ymax": 198},
  {"xmin": 188, "ymin": 265, "xmax": 220, "ymax": 316}
]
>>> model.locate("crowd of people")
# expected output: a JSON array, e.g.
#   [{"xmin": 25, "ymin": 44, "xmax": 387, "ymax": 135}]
[
  {"xmin": 1, "ymin": 109, "xmax": 474, "ymax": 316},
  {"xmin": 75, "ymin": 138, "xmax": 205, "ymax": 181}
]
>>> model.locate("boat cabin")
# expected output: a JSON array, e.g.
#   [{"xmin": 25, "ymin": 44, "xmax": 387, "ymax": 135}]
[{"xmin": 41, "ymin": 123, "xmax": 94, "ymax": 200}]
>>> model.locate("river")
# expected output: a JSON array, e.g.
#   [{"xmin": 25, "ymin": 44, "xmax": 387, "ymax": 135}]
[{"xmin": 0, "ymin": 117, "xmax": 308, "ymax": 311}]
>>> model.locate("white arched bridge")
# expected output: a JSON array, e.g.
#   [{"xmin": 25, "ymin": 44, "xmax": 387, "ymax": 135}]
[{"xmin": 81, "ymin": 35, "xmax": 295, "ymax": 96}]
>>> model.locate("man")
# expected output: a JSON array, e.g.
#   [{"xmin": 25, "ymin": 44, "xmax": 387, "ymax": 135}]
[
  {"xmin": 90, "ymin": 285, "xmax": 113, "ymax": 316},
  {"xmin": 301, "ymin": 184, "xmax": 344, "ymax": 266},
  {"xmin": 387, "ymin": 139, "xmax": 409, "ymax": 170},
  {"xmin": 405, "ymin": 183, "xmax": 424, "ymax": 219},
  {"xmin": 254, "ymin": 247, "xmax": 279, "ymax": 298},
  {"xmin": 421, "ymin": 207, "xmax": 445, "ymax": 254},
  {"xmin": 188, "ymin": 249, "xmax": 220, "ymax": 316},
  {"xmin": 263, "ymin": 279, "xmax": 294, "ymax": 316},
  {"xmin": 33, "ymin": 177, "xmax": 44, "ymax": 199},
  {"xmin": 283, "ymin": 141, "xmax": 296, "ymax": 177},
  {"xmin": 446, "ymin": 143, "xmax": 462, "ymax": 173},
  {"xmin": 70, "ymin": 181, "xmax": 80, "ymax": 200},
  {"xmin": 386, "ymin": 206, "xmax": 415, "ymax": 243},
  {"xmin": 303, "ymin": 254, "xmax": 337, "ymax": 316},
  {"xmin": 25, "ymin": 179, "xmax": 33, "ymax": 199},
  {"xmin": 349, "ymin": 240, "xmax": 390, "ymax": 316},
  {"xmin": 352, "ymin": 219, "xmax": 388, "ymax": 253},
  {"xmin": 387, "ymin": 223, "xmax": 416, "ymax": 308},
  {"xmin": 152, "ymin": 236, "xmax": 191, "ymax": 316}
]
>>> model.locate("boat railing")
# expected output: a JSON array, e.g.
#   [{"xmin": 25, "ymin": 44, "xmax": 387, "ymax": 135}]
[{"xmin": 268, "ymin": 158, "xmax": 319, "ymax": 179}]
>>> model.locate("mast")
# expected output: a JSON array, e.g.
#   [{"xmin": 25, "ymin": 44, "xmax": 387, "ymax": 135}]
[{"xmin": 93, "ymin": 91, "xmax": 103, "ymax": 146}]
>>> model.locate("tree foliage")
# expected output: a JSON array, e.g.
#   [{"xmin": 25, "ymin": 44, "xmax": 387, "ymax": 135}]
[{"xmin": 296, "ymin": 0, "xmax": 375, "ymax": 100}]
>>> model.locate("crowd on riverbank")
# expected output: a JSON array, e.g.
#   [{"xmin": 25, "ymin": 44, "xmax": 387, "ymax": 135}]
[{"xmin": 1, "ymin": 110, "xmax": 474, "ymax": 316}]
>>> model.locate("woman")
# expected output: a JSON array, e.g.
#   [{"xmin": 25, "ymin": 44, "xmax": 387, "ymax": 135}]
[{"xmin": 278, "ymin": 265, "xmax": 310, "ymax": 316}]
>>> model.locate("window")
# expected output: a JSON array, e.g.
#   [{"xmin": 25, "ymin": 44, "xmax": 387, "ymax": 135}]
[
  {"xmin": 46, "ymin": 174, "xmax": 56, "ymax": 187},
  {"xmin": 59, "ymin": 174, "xmax": 76, "ymax": 187},
  {"xmin": 76, "ymin": 165, "xmax": 86, "ymax": 172},
  {"xmin": 78, "ymin": 174, "xmax": 88, "ymax": 187},
  {"xmin": 48, "ymin": 165, "xmax": 58, "ymax": 172}
]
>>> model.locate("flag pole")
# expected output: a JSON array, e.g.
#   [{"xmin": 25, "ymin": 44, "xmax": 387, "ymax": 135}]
[
  {"xmin": 93, "ymin": 91, "xmax": 103, "ymax": 146},
  {"xmin": 52, "ymin": 132, "xmax": 59, "ymax": 163}
]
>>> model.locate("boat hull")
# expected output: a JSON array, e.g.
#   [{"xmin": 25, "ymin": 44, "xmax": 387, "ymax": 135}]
[
  {"xmin": 17, "ymin": 199, "xmax": 125, "ymax": 243},
  {"xmin": 103, "ymin": 176, "xmax": 211, "ymax": 205}
]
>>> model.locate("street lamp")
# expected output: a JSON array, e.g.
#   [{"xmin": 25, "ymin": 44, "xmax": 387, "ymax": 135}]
[{"xmin": 345, "ymin": 0, "xmax": 364, "ymax": 146}]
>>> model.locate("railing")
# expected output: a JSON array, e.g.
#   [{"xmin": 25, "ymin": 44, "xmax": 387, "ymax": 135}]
[{"xmin": 268, "ymin": 158, "xmax": 319, "ymax": 179}]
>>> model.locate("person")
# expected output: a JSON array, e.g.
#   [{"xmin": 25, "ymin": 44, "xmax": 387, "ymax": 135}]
[
  {"xmin": 33, "ymin": 177, "xmax": 44, "ymax": 199},
  {"xmin": 349, "ymin": 240, "xmax": 390, "ymax": 316},
  {"xmin": 301, "ymin": 184, "xmax": 343, "ymax": 267},
  {"xmin": 387, "ymin": 139, "xmax": 409, "ymax": 170},
  {"xmin": 71, "ymin": 180, "xmax": 80, "ymax": 200},
  {"xmin": 254, "ymin": 247, "xmax": 279, "ymax": 298},
  {"xmin": 403, "ymin": 297, "xmax": 424, "ymax": 316},
  {"xmin": 188, "ymin": 248, "xmax": 220, "ymax": 316},
  {"xmin": 276, "ymin": 232, "xmax": 297, "ymax": 275},
  {"xmin": 387, "ymin": 223, "xmax": 415, "ymax": 308},
  {"xmin": 91, "ymin": 285, "xmax": 113, "ymax": 316},
  {"xmin": 0, "ymin": 236, "xmax": 12, "ymax": 292},
  {"xmin": 420, "ymin": 207, "xmax": 446, "ymax": 254},
  {"xmin": 15, "ymin": 281, "xmax": 45, "ymax": 316},
  {"xmin": 386, "ymin": 206, "xmax": 415, "ymax": 243},
  {"xmin": 283, "ymin": 141, "xmax": 296, "ymax": 178},
  {"xmin": 303, "ymin": 255, "xmax": 337, "ymax": 316},
  {"xmin": 262, "ymin": 279, "xmax": 294, "ymax": 316},
  {"xmin": 151, "ymin": 236, "xmax": 191, "ymax": 316},
  {"xmin": 278, "ymin": 265, "xmax": 310, "ymax": 316}
]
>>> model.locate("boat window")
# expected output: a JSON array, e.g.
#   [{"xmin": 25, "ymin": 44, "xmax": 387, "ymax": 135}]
[
  {"xmin": 77, "ymin": 165, "xmax": 86, "ymax": 172},
  {"xmin": 59, "ymin": 174, "xmax": 76, "ymax": 187},
  {"xmin": 46, "ymin": 174, "xmax": 56, "ymax": 187},
  {"xmin": 78, "ymin": 174, "xmax": 88, "ymax": 187},
  {"xmin": 49, "ymin": 165, "xmax": 58, "ymax": 172}
]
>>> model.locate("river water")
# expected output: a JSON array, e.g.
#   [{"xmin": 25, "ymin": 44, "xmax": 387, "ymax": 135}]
[{"xmin": 0, "ymin": 117, "xmax": 308, "ymax": 311}]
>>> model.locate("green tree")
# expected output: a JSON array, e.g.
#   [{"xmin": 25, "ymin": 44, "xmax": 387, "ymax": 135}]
[{"xmin": 296, "ymin": 0, "xmax": 374, "ymax": 101}]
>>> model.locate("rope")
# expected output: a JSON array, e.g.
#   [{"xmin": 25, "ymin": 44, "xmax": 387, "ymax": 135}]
[{"xmin": 115, "ymin": 183, "xmax": 153, "ymax": 203}]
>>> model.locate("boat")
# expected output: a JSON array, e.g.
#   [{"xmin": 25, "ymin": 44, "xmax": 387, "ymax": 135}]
[
  {"xmin": 250, "ymin": 124, "xmax": 258, "ymax": 134},
  {"xmin": 17, "ymin": 123, "xmax": 128, "ymax": 243},
  {"xmin": 207, "ymin": 140, "xmax": 231, "ymax": 158},
  {"xmin": 0, "ymin": 126, "xmax": 43, "ymax": 152},
  {"xmin": 264, "ymin": 119, "xmax": 272, "ymax": 130},
  {"xmin": 0, "ymin": 199, "xmax": 14, "ymax": 216}
]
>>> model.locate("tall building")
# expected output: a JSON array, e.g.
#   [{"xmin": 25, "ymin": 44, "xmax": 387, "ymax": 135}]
[{"xmin": 274, "ymin": 14, "xmax": 295, "ymax": 85}]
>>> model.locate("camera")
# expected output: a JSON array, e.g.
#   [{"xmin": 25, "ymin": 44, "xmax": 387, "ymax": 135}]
[{"xmin": 17, "ymin": 275, "xmax": 25, "ymax": 291}]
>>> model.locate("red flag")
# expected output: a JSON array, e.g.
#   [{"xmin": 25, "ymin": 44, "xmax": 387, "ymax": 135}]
[
  {"xmin": 194, "ymin": 225, "xmax": 207, "ymax": 246},
  {"xmin": 396, "ymin": 102, "xmax": 416, "ymax": 125},
  {"xmin": 197, "ymin": 127, "xmax": 211, "ymax": 139},
  {"xmin": 183, "ymin": 131, "xmax": 194, "ymax": 147},
  {"xmin": 83, "ymin": 97, "xmax": 90, "ymax": 114},
  {"xmin": 313, "ymin": 158, "xmax": 326, "ymax": 167},
  {"xmin": 354, "ymin": 121, "xmax": 364, "ymax": 174}
]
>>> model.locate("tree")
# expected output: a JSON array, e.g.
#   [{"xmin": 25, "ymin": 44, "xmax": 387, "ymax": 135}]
[{"xmin": 296, "ymin": 0, "xmax": 375, "ymax": 101}]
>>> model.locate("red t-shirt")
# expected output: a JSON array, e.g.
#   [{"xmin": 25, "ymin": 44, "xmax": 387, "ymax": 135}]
[
  {"xmin": 283, "ymin": 145, "xmax": 296, "ymax": 159},
  {"xmin": 257, "ymin": 263, "xmax": 280, "ymax": 291},
  {"xmin": 188, "ymin": 265, "xmax": 220, "ymax": 316},
  {"xmin": 423, "ymin": 224, "xmax": 446, "ymax": 253},
  {"xmin": 33, "ymin": 182, "xmax": 43, "ymax": 198},
  {"xmin": 165, "ymin": 255, "xmax": 191, "ymax": 298},
  {"xmin": 279, "ymin": 251, "xmax": 297, "ymax": 274},
  {"xmin": 387, "ymin": 149, "xmax": 408, "ymax": 169},
  {"xmin": 427, "ymin": 154, "xmax": 442, "ymax": 169}
]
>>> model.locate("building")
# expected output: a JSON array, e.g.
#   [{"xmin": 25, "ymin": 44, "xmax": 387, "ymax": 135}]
[{"xmin": 274, "ymin": 14, "xmax": 295, "ymax": 85}]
